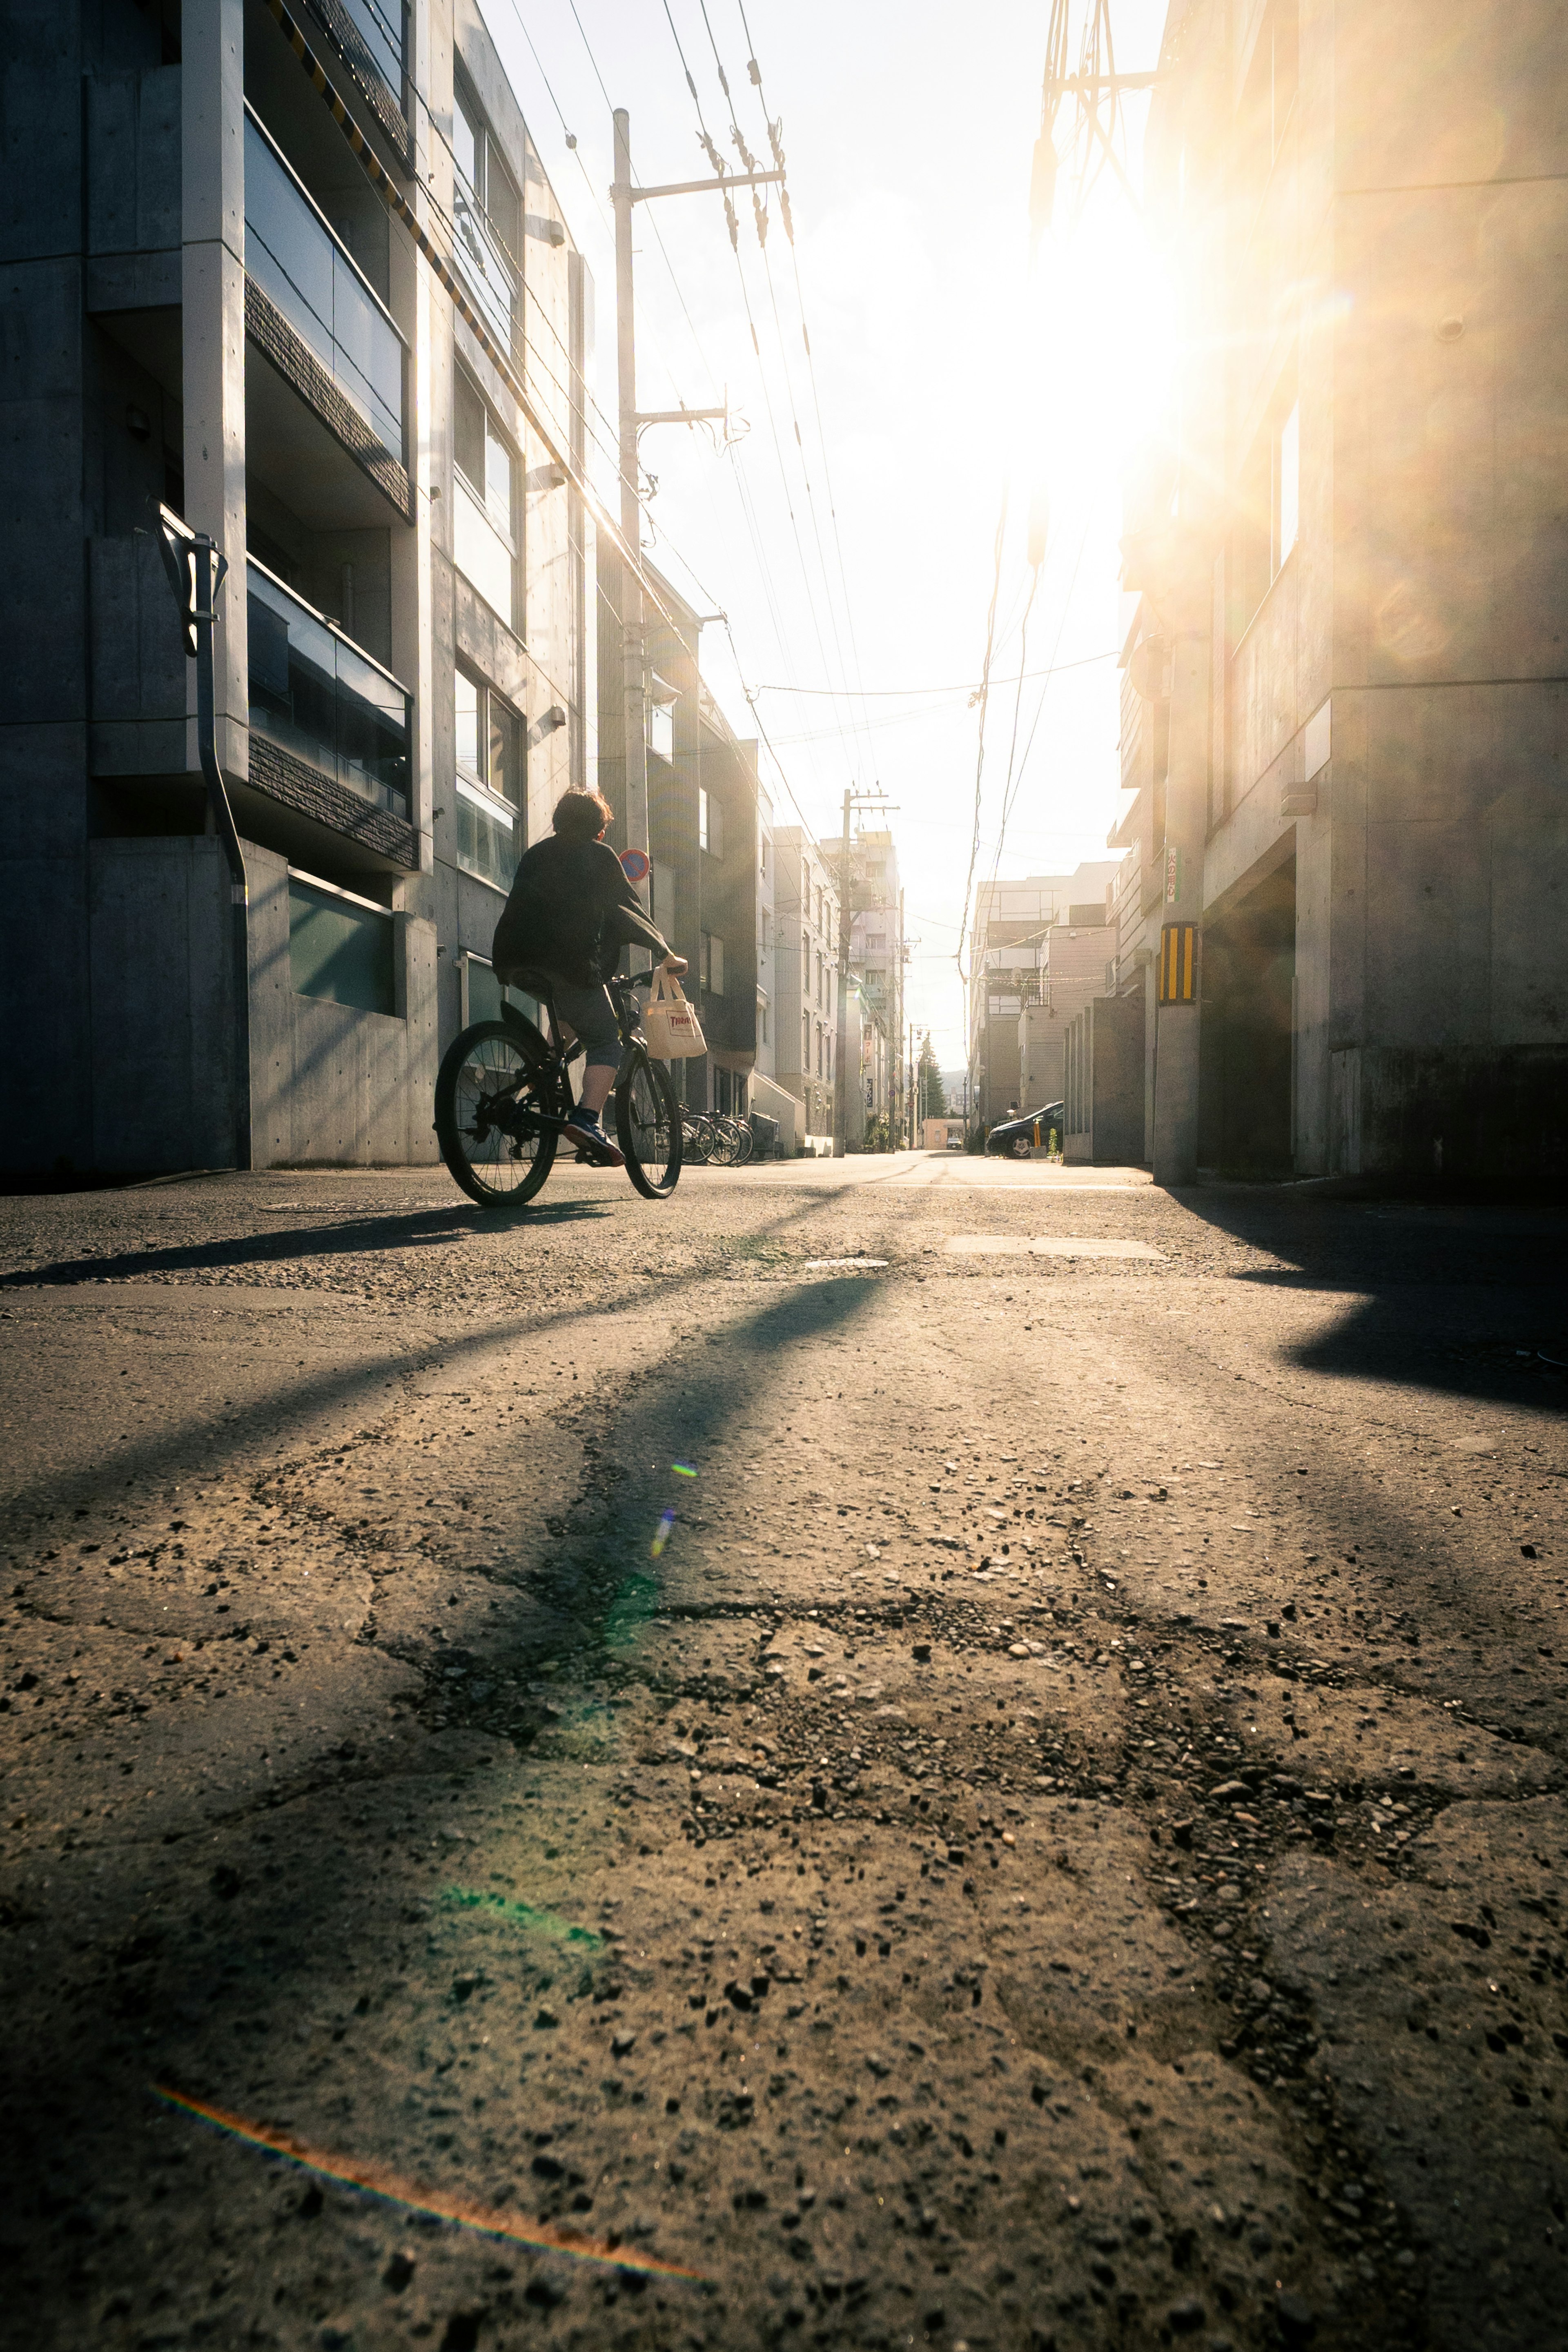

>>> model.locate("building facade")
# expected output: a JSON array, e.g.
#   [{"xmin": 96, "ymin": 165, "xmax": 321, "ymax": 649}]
[
  {"xmin": 1118, "ymin": 0, "xmax": 1568, "ymax": 1181},
  {"xmin": 772, "ymin": 826, "xmax": 840, "ymax": 1143},
  {"xmin": 2, "ymin": 0, "xmax": 593, "ymax": 1173},
  {"xmin": 848, "ymin": 826, "xmax": 902, "ymax": 1144},
  {"xmin": 1016, "ymin": 903, "xmax": 1119, "ymax": 1111},
  {"xmin": 595, "ymin": 556, "xmax": 761, "ymax": 1114},
  {"xmin": 967, "ymin": 861, "xmax": 1119, "ymax": 1127}
]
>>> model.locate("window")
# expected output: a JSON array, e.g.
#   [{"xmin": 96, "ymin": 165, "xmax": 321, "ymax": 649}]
[
  {"xmin": 453, "ymin": 71, "xmax": 521, "ymax": 351},
  {"xmin": 454, "ymin": 666, "xmax": 524, "ymax": 891},
  {"xmin": 758, "ymin": 995, "xmax": 768, "ymax": 1045},
  {"xmin": 1244, "ymin": 0, "xmax": 1298, "ymax": 172},
  {"xmin": 1233, "ymin": 389, "xmax": 1299, "ymax": 634},
  {"xmin": 454, "ymin": 367, "xmax": 517, "ymax": 626},
  {"xmin": 701, "ymin": 931, "xmax": 725, "ymax": 995},
  {"xmin": 1276, "ymin": 401, "xmax": 1299, "ymax": 570},
  {"xmin": 288, "ymin": 872, "xmax": 394, "ymax": 1015},
  {"xmin": 802, "ymin": 1016, "xmax": 811, "ymax": 1071},
  {"xmin": 699, "ymin": 787, "xmax": 724, "ymax": 858},
  {"xmin": 648, "ymin": 676, "xmax": 677, "ymax": 764},
  {"xmin": 760, "ymin": 839, "xmax": 768, "ymax": 880}
]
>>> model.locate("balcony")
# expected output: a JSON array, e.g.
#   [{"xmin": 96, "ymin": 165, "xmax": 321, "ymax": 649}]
[
  {"xmin": 247, "ymin": 559, "xmax": 410, "ymax": 818},
  {"xmin": 244, "ymin": 109, "xmax": 403, "ymax": 462},
  {"xmin": 337, "ymin": 0, "xmax": 405, "ymax": 96}
]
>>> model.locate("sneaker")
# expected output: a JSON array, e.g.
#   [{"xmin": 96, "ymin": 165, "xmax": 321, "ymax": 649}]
[{"xmin": 562, "ymin": 1113, "xmax": 624, "ymax": 1167}]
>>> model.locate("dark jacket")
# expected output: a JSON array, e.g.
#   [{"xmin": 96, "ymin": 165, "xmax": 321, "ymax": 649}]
[{"xmin": 492, "ymin": 835, "xmax": 670, "ymax": 988}]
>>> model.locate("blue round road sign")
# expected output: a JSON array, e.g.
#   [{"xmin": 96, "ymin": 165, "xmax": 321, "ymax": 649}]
[{"xmin": 619, "ymin": 848, "xmax": 651, "ymax": 884}]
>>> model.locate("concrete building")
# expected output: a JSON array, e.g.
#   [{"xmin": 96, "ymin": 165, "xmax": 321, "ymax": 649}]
[
  {"xmin": 773, "ymin": 826, "xmax": 840, "ymax": 1145},
  {"xmin": 967, "ymin": 861, "xmax": 1120, "ymax": 1127},
  {"xmin": 848, "ymin": 826, "xmax": 903, "ymax": 1141},
  {"xmin": 2, "ymin": 0, "xmax": 594, "ymax": 1174},
  {"xmin": 1116, "ymin": 0, "xmax": 1568, "ymax": 1182},
  {"xmin": 594, "ymin": 554, "xmax": 761, "ymax": 1115},
  {"xmin": 1016, "ymin": 902, "xmax": 1122, "ymax": 1111}
]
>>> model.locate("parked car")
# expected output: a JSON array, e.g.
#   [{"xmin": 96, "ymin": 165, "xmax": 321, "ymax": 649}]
[{"xmin": 986, "ymin": 1102, "xmax": 1064, "ymax": 1158}]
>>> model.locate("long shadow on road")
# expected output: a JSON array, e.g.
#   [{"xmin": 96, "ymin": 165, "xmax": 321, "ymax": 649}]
[
  {"xmin": 0, "ymin": 1272, "xmax": 885, "ymax": 2348},
  {"xmin": 1176, "ymin": 1187, "xmax": 1568, "ymax": 1413}
]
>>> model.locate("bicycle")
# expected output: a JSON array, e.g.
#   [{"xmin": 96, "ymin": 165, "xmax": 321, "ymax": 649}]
[{"xmin": 434, "ymin": 969, "xmax": 682, "ymax": 1208}]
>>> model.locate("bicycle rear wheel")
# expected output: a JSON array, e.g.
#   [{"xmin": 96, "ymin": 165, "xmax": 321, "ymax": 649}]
[
  {"xmin": 435, "ymin": 1021, "xmax": 557, "ymax": 1207},
  {"xmin": 705, "ymin": 1114, "xmax": 742, "ymax": 1167},
  {"xmin": 617, "ymin": 1054, "xmax": 683, "ymax": 1198}
]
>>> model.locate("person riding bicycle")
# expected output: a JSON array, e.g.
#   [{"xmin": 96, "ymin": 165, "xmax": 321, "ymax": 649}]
[{"xmin": 491, "ymin": 788, "xmax": 686, "ymax": 1168}]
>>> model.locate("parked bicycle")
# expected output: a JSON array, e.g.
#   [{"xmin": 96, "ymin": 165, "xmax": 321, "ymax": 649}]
[
  {"xmin": 434, "ymin": 969, "xmax": 681, "ymax": 1207},
  {"xmin": 677, "ymin": 1111, "xmax": 755, "ymax": 1167}
]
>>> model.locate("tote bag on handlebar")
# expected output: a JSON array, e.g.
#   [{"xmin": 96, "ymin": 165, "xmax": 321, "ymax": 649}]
[{"xmin": 641, "ymin": 968, "xmax": 707, "ymax": 1060}]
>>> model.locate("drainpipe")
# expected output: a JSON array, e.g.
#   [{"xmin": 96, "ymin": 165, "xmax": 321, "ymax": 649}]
[{"xmin": 153, "ymin": 508, "xmax": 252, "ymax": 1170}]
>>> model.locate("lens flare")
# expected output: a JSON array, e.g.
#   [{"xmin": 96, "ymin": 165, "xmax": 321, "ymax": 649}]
[
  {"xmin": 152, "ymin": 2085, "xmax": 704, "ymax": 2280},
  {"xmin": 440, "ymin": 1887, "xmax": 602, "ymax": 1947},
  {"xmin": 672, "ymin": 1462, "xmax": 698, "ymax": 1478},
  {"xmin": 650, "ymin": 1507, "xmax": 677, "ymax": 1558}
]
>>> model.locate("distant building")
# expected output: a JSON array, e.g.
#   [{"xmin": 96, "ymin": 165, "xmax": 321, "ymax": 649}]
[
  {"xmin": 967, "ymin": 863, "xmax": 1120, "ymax": 1128},
  {"xmin": 773, "ymin": 828, "xmax": 840, "ymax": 1142},
  {"xmin": 849, "ymin": 827, "xmax": 903, "ymax": 1140},
  {"xmin": 596, "ymin": 557, "xmax": 760, "ymax": 1116}
]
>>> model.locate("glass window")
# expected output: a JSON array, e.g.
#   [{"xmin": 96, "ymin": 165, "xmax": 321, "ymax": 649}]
[
  {"xmin": 648, "ymin": 698, "xmax": 674, "ymax": 762},
  {"xmin": 454, "ymin": 368, "xmax": 517, "ymax": 627},
  {"xmin": 452, "ymin": 72, "xmax": 520, "ymax": 353},
  {"xmin": 453, "ymin": 666, "xmax": 524, "ymax": 893},
  {"xmin": 1276, "ymin": 401, "xmax": 1300, "ymax": 570},
  {"xmin": 455, "ymin": 667, "xmax": 481, "ymax": 778},
  {"xmin": 288, "ymin": 874, "xmax": 394, "ymax": 1014},
  {"xmin": 452, "ymin": 83, "xmax": 480, "ymax": 198}
]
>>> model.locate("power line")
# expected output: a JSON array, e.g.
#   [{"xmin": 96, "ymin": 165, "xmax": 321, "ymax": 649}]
[
  {"xmin": 954, "ymin": 479, "xmax": 1010, "ymax": 989},
  {"xmin": 655, "ymin": 0, "xmax": 870, "ymax": 796},
  {"xmin": 735, "ymin": 0, "xmax": 876, "ymax": 749},
  {"xmin": 696, "ymin": 2, "xmax": 874, "ymax": 785},
  {"xmin": 750, "ymin": 648, "xmax": 1116, "ymax": 698}
]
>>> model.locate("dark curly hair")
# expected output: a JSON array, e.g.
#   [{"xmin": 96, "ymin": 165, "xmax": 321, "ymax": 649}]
[{"xmin": 552, "ymin": 789, "xmax": 613, "ymax": 842}]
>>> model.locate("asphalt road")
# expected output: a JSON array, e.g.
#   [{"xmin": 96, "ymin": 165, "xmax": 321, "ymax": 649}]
[{"xmin": 2, "ymin": 1152, "xmax": 1567, "ymax": 2352}]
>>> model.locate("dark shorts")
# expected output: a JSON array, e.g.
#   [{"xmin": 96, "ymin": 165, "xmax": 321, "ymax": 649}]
[{"xmin": 502, "ymin": 968, "xmax": 622, "ymax": 1067}]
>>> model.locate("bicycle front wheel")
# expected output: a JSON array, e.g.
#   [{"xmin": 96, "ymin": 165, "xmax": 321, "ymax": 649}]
[
  {"xmin": 435, "ymin": 1021, "xmax": 557, "ymax": 1207},
  {"xmin": 617, "ymin": 1054, "xmax": 683, "ymax": 1198}
]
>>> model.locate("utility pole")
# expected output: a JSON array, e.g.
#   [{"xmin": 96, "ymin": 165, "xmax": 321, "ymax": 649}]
[
  {"xmin": 833, "ymin": 789, "xmax": 852, "ymax": 1159},
  {"xmin": 151, "ymin": 506, "xmax": 250, "ymax": 1170},
  {"xmin": 610, "ymin": 111, "xmax": 781, "ymax": 857},
  {"xmin": 611, "ymin": 111, "xmax": 647, "ymax": 857},
  {"xmin": 831, "ymin": 791, "xmax": 895, "ymax": 1157}
]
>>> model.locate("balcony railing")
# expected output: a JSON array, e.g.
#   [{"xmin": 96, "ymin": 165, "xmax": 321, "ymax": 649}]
[
  {"xmin": 247, "ymin": 559, "xmax": 411, "ymax": 819},
  {"xmin": 244, "ymin": 109, "xmax": 404, "ymax": 459},
  {"xmin": 340, "ymin": 0, "xmax": 405, "ymax": 94},
  {"xmin": 453, "ymin": 171, "xmax": 517, "ymax": 355}
]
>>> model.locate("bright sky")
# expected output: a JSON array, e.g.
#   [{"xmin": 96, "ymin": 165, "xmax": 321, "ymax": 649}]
[{"xmin": 478, "ymin": 0, "xmax": 1173, "ymax": 1066}]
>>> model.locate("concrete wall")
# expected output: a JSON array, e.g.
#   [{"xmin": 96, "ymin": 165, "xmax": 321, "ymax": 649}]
[
  {"xmin": 87, "ymin": 836, "xmax": 235, "ymax": 1173},
  {"xmin": 1120, "ymin": 0, "xmax": 1568, "ymax": 1183},
  {"xmin": 1063, "ymin": 992, "xmax": 1145, "ymax": 1166},
  {"xmin": 249, "ymin": 845, "xmax": 439, "ymax": 1165}
]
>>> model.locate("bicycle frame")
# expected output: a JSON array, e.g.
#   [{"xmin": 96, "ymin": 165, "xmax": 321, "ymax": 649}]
[{"xmin": 495, "ymin": 977, "xmax": 653, "ymax": 1116}]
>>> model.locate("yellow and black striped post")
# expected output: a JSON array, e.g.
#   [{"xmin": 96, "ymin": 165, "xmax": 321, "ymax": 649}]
[{"xmin": 1157, "ymin": 923, "xmax": 1200, "ymax": 1006}]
